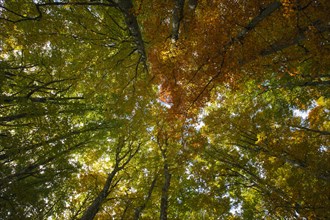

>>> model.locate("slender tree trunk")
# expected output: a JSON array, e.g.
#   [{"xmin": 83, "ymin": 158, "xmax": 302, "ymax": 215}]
[
  {"xmin": 192, "ymin": 1, "xmax": 282, "ymax": 100},
  {"xmin": 298, "ymin": 80, "xmax": 330, "ymax": 87},
  {"xmin": 0, "ymin": 108, "xmax": 95, "ymax": 122},
  {"xmin": 160, "ymin": 162, "xmax": 171, "ymax": 220},
  {"xmin": 80, "ymin": 140, "xmax": 139, "ymax": 219},
  {"xmin": 23, "ymin": 124, "xmax": 105, "ymax": 152},
  {"xmin": 80, "ymin": 169, "xmax": 118, "ymax": 220},
  {"xmin": 236, "ymin": 1, "xmax": 281, "ymax": 42},
  {"xmin": 172, "ymin": 0, "xmax": 185, "ymax": 42},
  {"xmin": 293, "ymin": 126, "xmax": 330, "ymax": 135},
  {"xmin": 117, "ymin": 0, "xmax": 147, "ymax": 66},
  {"xmin": 0, "ymin": 113, "xmax": 29, "ymax": 122},
  {"xmin": 134, "ymin": 174, "xmax": 158, "ymax": 220},
  {"xmin": 260, "ymin": 22, "xmax": 330, "ymax": 56},
  {"xmin": 0, "ymin": 95, "xmax": 84, "ymax": 104},
  {"xmin": 0, "ymin": 141, "xmax": 88, "ymax": 186}
]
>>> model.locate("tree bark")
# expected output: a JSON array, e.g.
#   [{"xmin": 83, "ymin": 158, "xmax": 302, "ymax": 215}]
[
  {"xmin": 223, "ymin": 1, "xmax": 281, "ymax": 51},
  {"xmin": 293, "ymin": 126, "xmax": 330, "ymax": 136},
  {"xmin": 188, "ymin": 0, "xmax": 197, "ymax": 10},
  {"xmin": 281, "ymin": 80, "xmax": 330, "ymax": 89},
  {"xmin": 80, "ymin": 169, "xmax": 118, "ymax": 220},
  {"xmin": 0, "ymin": 113, "xmax": 29, "ymax": 122},
  {"xmin": 116, "ymin": 0, "xmax": 147, "ymax": 67},
  {"xmin": 193, "ymin": 1, "xmax": 281, "ymax": 103},
  {"xmin": 1, "ymin": 2, "xmax": 117, "ymax": 23},
  {"xmin": 80, "ymin": 140, "xmax": 140, "ymax": 219},
  {"xmin": 172, "ymin": 0, "xmax": 185, "ymax": 42},
  {"xmin": 157, "ymin": 135, "xmax": 171, "ymax": 220},
  {"xmin": 134, "ymin": 174, "xmax": 158, "ymax": 220},
  {"xmin": 160, "ymin": 162, "xmax": 171, "ymax": 220},
  {"xmin": 19, "ymin": 123, "xmax": 110, "ymax": 153},
  {"xmin": 0, "ymin": 141, "xmax": 88, "ymax": 187},
  {"xmin": 260, "ymin": 22, "xmax": 330, "ymax": 56},
  {"xmin": 0, "ymin": 95, "xmax": 84, "ymax": 104},
  {"xmin": 0, "ymin": 107, "xmax": 95, "ymax": 122}
]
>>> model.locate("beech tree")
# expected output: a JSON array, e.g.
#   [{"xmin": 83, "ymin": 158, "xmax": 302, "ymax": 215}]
[{"xmin": 1, "ymin": 0, "xmax": 329, "ymax": 219}]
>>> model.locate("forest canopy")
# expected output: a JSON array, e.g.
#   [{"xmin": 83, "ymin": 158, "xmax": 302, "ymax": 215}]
[{"xmin": 0, "ymin": 0, "xmax": 329, "ymax": 219}]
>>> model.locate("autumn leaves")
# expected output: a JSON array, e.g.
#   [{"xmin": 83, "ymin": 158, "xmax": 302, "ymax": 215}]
[{"xmin": 0, "ymin": 0, "xmax": 329, "ymax": 219}]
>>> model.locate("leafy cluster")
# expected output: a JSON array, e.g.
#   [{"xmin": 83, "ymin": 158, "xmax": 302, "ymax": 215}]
[{"xmin": 0, "ymin": 0, "xmax": 329, "ymax": 219}]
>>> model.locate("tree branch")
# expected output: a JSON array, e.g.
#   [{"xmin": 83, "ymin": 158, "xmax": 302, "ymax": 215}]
[
  {"xmin": 293, "ymin": 126, "xmax": 330, "ymax": 136},
  {"xmin": 236, "ymin": 1, "xmax": 281, "ymax": 42},
  {"xmin": 260, "ymin": 21, "xmax": 330, "ymax": 56},
  {"xmin": 0, "ymin": 1, "xmax": 117, "ymax": 23}
]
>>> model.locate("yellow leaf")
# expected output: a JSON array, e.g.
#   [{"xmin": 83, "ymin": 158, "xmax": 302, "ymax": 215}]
[
  {"xmin": 256, "ymin": 132, "xmax": 266, "ymax": 144},
  {"xmin": 316, "ymin": 96, "xmax": 325, "ymax": 106}
]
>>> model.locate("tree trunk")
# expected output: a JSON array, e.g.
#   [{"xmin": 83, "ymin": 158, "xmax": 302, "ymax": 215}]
[
  {"xmin": 117, "ymin": 0, "xmax": 147, "ymax": 67},
  {"xmin": 134, "ymin": 174, "xmax": 158, "ymax": 220},
  {"xmin": 80, "ymin": 140, "xmax": 139, "ymax": 219},
  {"xmin": 160, "ymin": 162, "xmax": 171, "ymax": 220},
  {"xmin": 80, "ymin": 169, "xmax": 118, "ymax": 220},
  {"xmin": 172, "ymin": 0, "xmax": 185, "ymax": 42}
]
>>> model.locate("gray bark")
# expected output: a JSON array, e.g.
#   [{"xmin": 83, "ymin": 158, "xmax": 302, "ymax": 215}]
[
  {"xmin": 192, "ymin": 1, "xmax": 282, "ymax": 105},
  {"xmin": 159, "ymin": 142, "xmax": 171, "ymax": 220},
  {"xmin": 115, "ymin": 0, "xmax": 147, "ymax": 68},
  {"xmin": 188, "ymin": 0, "xmax": 197, "ymax": 10},
  {"xmin": 236, "ymin": 1, "xmax": 281, "ymax": 41},
  {"xmin": 172, "ymin": 0, "xmax": 185, "ymax": 42},
  {"xmin": 80, "ymin": 169, "xmax": 118, "ymax": 220},
  {"xmin": 0, "ymin": 113, "xmax": 29, "ymax": 122},
  {"xmin": 160, "ymin": 162, "xmax": 171, "ymax": 220},
  {"xmin": 260, "ymin": 22, "xmax": 330, "ymax": 56},
  {"xmin": 134, "ymin": 174, "xmax": 158, "ymax": 220},
  {"xmin": 0, "ymin": 106, "xmax": 95, "ymax": 122},
  {"xmin": 80, "ymin": 141, "xmax": 140, "ymax": 219},
  {"xmin": 293, "ymin": 126, "xmax": 330, "ymax": 136},
  {"xmin": 223, "ymin": 1, "xmax": 281, "ymax": 51},
  {"xmin": 1, "ymin": 96, "xmax": 84, "ymax": 104}
]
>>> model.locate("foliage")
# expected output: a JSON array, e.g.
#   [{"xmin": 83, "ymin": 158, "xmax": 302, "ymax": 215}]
[{"xmin": 0, "ymin": 0, "xmax": 329, "ymax": 219}]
